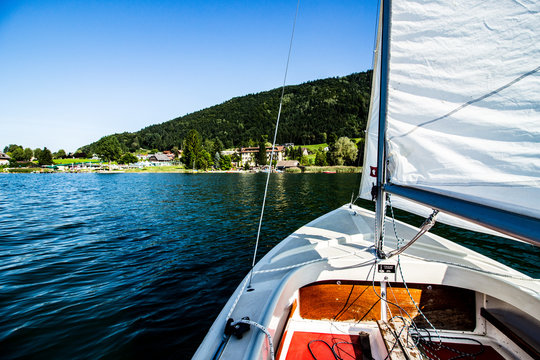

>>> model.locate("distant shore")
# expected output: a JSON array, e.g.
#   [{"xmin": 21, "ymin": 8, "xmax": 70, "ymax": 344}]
[{"xmin": 2, "ymin": 165, "xmax": 361, "ymax": 174}]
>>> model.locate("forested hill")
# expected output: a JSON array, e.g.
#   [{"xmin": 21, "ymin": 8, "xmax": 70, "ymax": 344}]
[{"xmin": 80, "ymin": 71, "xmax": 372, "ymax": 153}]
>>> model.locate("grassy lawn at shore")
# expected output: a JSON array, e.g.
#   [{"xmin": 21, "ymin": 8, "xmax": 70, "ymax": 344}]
[
  {"xmin": 3, "ymin": 165, "xmax": 362, "ymax": 173},
  {"xmin": 53, "ymin": 158, "xmax": 100, "ymax": 165},
  {"xmin": 286, "ymin": 166, "xmax": 361, "ymax": 173},
  {"xmin": 122, "ymin": 165, "xmax": 188, "ymax": 173}
]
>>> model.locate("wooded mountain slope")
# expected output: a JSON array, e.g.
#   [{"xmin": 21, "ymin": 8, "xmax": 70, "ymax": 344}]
[{"xmin": 80, "ymin": 71, "xmax": 372, "ymax": 153}]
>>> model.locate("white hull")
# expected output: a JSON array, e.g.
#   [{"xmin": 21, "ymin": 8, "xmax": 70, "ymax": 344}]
[{"xmin": 194, "ymin": 205, "xmax": 539, "ymax": 359}]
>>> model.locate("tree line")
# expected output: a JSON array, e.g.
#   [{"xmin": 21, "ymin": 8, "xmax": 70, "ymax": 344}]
[
  {"xmin": 88, "ymin": 130, "xmax": 233, "ymax": 170},
  {"xmin": 284, "ymin": 135, "xmax": 364, "ymax": 167},
  {"xmin": 2, "ymin": 144, "xmax": 54, "ymax": 166}
]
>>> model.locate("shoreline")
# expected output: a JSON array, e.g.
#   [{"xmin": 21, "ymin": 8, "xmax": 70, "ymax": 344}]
[{"xmin": 2, "ymin": 166, "xmax": 362, "ymax": 174}]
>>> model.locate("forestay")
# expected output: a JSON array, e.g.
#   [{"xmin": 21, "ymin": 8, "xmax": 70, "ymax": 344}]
[{"xmin": 360, "ymin": 0, "xmax": 540, "ymax": 242}]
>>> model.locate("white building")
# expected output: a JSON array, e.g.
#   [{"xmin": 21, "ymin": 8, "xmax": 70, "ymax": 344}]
[
  {"xmin": 0, "ymin": 152, "xmax": 11, "ymax": 165},
  {"xmin": 148, "ymin": 153, "xmax": 171, "ymax": 166},
  {"xmin": 237, "ymin": 146, "xmax": 284, "ymax": 167}
]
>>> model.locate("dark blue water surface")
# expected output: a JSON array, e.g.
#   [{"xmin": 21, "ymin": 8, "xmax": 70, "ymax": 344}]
[{"xmin": 0, "ymin": 173, "xmax": 538, "ymax": 359}]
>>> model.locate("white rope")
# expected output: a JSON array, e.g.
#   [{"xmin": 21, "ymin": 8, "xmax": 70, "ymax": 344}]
[
  {"xmin": 232, "ymin": 319, "xmax": 275, "ymax": 360},
  {"xmin": 249, "ymin": 0, "xmax": 300, "ymax": 288},
  {"xmin": 226, "ymin": 277, "xmax": 249, "ymax": 320}
]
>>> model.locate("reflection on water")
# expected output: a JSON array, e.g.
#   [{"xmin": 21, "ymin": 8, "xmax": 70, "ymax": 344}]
[{"xmin": 0, "ymin": 173, "xmax": 537, "ymax": 359}]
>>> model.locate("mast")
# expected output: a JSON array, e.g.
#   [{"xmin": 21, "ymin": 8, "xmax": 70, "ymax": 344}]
[{"xmin": 374, "ymin": 0, "xmax": 391, "ymax": 258}]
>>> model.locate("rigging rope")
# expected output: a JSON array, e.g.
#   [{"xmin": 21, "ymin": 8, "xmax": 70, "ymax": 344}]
[
  {"xmin": 248, "ymin": 0, "xmax": 300, "ymax": 289},
  {"xmin": 228, "ymin": 251, "xmax": 376, "ymax": 320},
  {"xmin": 396, "ymin": 255, "xmax": 443, "ymax": 346},
  {"xmin": 377, "ymin": 196, "xmax": 535, "ymax": 359}
]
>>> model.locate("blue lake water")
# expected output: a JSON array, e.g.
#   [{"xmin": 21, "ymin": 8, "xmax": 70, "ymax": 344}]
[{"xmin": 0, "ymin": 173, "xmax": 538, "ymax": 359}]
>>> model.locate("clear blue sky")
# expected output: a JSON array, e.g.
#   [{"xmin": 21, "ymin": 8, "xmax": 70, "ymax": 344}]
[{"xmin": 0, "ymin": 0, "xmax": 378, "ymax": 153}]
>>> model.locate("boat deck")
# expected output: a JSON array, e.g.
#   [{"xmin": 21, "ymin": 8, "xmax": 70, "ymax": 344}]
[{"xmin": 194, "ymin": 205, "xmax": 539, "ymax": 360}]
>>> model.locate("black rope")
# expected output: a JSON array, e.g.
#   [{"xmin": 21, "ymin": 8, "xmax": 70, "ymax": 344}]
[
  {"xmin": 307, "ymin": 338, "xmax": 374, "ymax": 360},
  {"xmin": 307, "ymin": 339, "xmax": 339, "ymax": 360},
  {"xmin": 414, "ymin": 334, "xmax": 486, "ymax": 360},
  {"xmin": 334, "ymin": 285, "xmax": 372, "ymax": 321}
]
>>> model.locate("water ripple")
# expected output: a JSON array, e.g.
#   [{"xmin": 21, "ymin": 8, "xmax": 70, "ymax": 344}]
[{"xmin": 0, "ymin": 173, "xmax": 537, "ymax": 359}]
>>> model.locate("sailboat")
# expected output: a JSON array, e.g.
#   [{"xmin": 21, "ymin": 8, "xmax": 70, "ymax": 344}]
[{"xmin": 194, "ymin": 0, "xmax": 539, "ymax": 359}]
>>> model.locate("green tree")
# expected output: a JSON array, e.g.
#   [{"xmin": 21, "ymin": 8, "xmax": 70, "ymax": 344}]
[
  {"xmin": 295, "ymin": 146, "xmax": 303, "ymax": 161},
  {"xmin": 96, "ymin": 136, "xmax": 123, "ymax": 162},
  {"xmin": 328, "ymin": 133, "xmax": 338, "ymax": 146},
  {"xmin": 315, "ymin": 149, "xmax": 328, "ymax": 166},
  {"xmin": 11, "ymin": 147, "xmax": 25, "ymax": 161},
  {"xmin": 213, "ymin": 138, "xmax": 224, "ymax": 155},
  {"xmin": 142, "ymin": 132, "xmax": 162, "ymax": 150},
  {"xmin": 257, "ymin": 135, "xmax": 268, "ymax": 166},
  {"xmin": 34, "ymin": 148, "xmax": 43, "ymax": 160},
  {"xmin": 23, "ymin": 148, "xmax": 33, "ymax": 161},
  {"xmin": 356, "ymin": 138, "xmax": 365, "ymax": 166},
  {"xmin": 182, "ymin": 129, "xmax": 202, "ymax": 169},
  {"xmin": 219, "ymin": 155, "xmax": 232, "ymax": 170},
  {"xmin": 300, "ymin": 155, "xmax": 309, "ymax": 166},
  {"xmin": 197, "ymin": 149, "xmax": 211, "ymax": 170},
  {"xmin": 118, "ymin": 153, "xmax": 138, "ymax": 164},
  {"xmin": 54, "ymin": 149, "xmax": 66, "ymax": 159},
  {"xmin": 232, "ymin": 152, "xmax": 241, "ymax": 164},
  {"xmin": 4, "ymin": 144, "xmax": 22, "ymax": 154},
  {"xmin": 203, "ymin": 139, "xmax": 214, "ymax": 154},
  {"xmin": 130, "ymin": 137, "xmax": 140, "ymax": 151},
  {"xmin": 38, "ymin": 147, "xmax": 53, "ymax": 165},
  {"xmin": 214, "ymin": 152, "xmax": 221, "ymax": 169},
  {"xmin": 73, "ymin": 149, "xmax": 86, "ymax": 158},
  {"xmin": 328, "ymin": 137, "xmax": 357, "ymax": 166}
]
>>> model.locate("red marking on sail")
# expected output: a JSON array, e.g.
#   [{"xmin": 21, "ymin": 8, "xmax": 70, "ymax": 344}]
[{"xmin": 370, "ymin": 166, "xmax": 377, "ymax": 177}]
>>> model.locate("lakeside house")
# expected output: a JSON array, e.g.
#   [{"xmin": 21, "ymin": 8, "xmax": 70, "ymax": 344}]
[
  {"xmin": 0, "ymin": 152, "xmax": 11, "ymax": 165},
  {"xmin": 149, "ymin": 153, "xmax": 170, "ymax": 162},
  {"xmin": 55, "ymin": 162, "xmax": 101, "ymax": 172},
  {"xmin": 148, "ymin": 153, "xmax": 171, "ymax": 166},
  {"xmin": 276, "ymin": 160, "xmax": 300, "ymax": 170},
  {"xmin": 162, "ymin": 151, "xmax": 175, "ymax": 160},
  {"xmin": 237, "ymin": 146, "xmax": 284, "ymax": 167}
]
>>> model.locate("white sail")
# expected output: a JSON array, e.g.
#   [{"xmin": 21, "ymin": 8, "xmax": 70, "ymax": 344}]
[
  {"xmin": 360, "ymin": 0, "xmax": 539, "ymax": 240},
  {"xmin": 385, "ymin": 0, "xmax": 540, "ymax": 220},
  {"xmin": 359, "ymin": 5, "xmax": 382, "ymax": 202}
]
